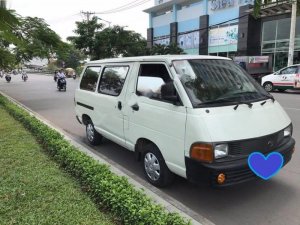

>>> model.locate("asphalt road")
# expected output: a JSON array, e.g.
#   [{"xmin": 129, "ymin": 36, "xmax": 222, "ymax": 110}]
[{"xmin": 1, "ymin": 74, "xmax": 299, "ymax": 225}]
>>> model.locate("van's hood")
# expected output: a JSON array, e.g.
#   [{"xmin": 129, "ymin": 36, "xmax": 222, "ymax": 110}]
[{"xmin": 187, "ymin": 100, "xmax": 291, "ymax": 142}]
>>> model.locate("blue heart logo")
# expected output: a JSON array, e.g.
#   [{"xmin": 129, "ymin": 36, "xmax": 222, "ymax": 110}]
[{"xmin": 248, "ymin": 152, "xmax": 284, "ymax": 180}]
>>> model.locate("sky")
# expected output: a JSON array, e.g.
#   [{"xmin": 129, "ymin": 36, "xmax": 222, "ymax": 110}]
[{"xmin": 9, "ymin": 0, "xmax": 154, "ymax": 41}]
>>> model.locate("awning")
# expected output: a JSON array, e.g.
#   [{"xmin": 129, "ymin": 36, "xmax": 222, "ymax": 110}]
[{"xmin": 246, "ymin": 0, "xmax": 292, "ymax": 18}]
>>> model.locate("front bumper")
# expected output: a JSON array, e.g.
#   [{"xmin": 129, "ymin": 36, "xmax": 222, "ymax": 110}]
[{"xmin": 185, "ymin": 137, "xmax": 295, "ymax": 187}]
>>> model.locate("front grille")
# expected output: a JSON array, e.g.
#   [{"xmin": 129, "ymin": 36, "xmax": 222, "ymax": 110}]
[{"xmin": 228, "ymin": 130, "xmax": 287, "ymax": 156}]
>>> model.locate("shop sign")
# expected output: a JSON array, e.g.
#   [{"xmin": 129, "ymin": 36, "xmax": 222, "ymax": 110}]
[
  {"xmin": 248, "ymin": 56, "xmax": 269, "ymax": 63},
  {"xmin": 178, "ymin": 31, "xmax": 199, "ymax": 50},
  {"xmin": 153, "ymin": 37, "xmax": 170, "ymax": 45},
  {"xmin": 210, "ymin": 0, "xmax": 234, "ymax": 10},
  {"xmin": 209, "ymin": 0, "xmax": 254, "ymax": 11},
  {"xmin": 209, "ymin": 25, "xmax": 238, "ymax": 46}
]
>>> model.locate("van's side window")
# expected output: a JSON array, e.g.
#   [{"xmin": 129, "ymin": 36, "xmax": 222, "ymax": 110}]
[
  {"xmin": 80, "ymin": 67, "xmax": 101, "ymax": 92},
  {"xmin": 136, "ymin": 64, "xmax": 172, "ymax": 100},
  {"xmin": 98, "ymin": 66, "xmax": 129, "ymax": 96}
]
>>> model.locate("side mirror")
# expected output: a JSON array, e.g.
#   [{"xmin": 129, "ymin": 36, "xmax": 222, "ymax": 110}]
[{"xmin": 161, "ymin": 82, "xmax": 179, "ymax": 105}]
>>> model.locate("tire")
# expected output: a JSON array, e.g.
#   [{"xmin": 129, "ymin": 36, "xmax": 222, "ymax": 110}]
[
  {"xmin": 86, "ymin": 120, "xmax": 102, "ymax": 145},
  {"xmin": 142, "ymin": 144, "xmax": 174, "ymax": 187},
  {"xmin": 263, "ymin": 82, "xmax": 273, "ymax": 92}
]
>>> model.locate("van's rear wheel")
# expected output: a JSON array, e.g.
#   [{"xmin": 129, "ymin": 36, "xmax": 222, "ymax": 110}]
[
  {"xmin": 142, "ymin": 144, "xmax": 174, "ymax": 187},
  {"xmin": 263, "ymin": 82, "xmax": 273, "ymax": 92},
  {"xmin": 86, "ymin": 120, "xmax": 102, "ymax": 145}
]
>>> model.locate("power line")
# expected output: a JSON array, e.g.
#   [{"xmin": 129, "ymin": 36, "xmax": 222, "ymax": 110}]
[
  {"xmin": 94, "ymin": 0, "xmax": 151, "ymax": 14},
  {"xmin": 153, "ymin": 13, "xmax": 249, "ymax": 42},
  {"xmin": 80, "ymin": 11, "xmax": 95, "ymax": 22},
  {"xmin": 95, "ymin": 0, "xmax": 145, "ymax": 13}
]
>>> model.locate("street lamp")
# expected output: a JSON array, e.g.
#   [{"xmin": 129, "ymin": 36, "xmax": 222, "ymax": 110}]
[{"xmin": 97, "ymin": 17, "xmax": 112, "ymax": 27}]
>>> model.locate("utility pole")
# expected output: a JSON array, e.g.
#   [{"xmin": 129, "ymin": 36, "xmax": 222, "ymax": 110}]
[
  {"xmin": 81, "ymin": 11, "xmax": 95, "ymax": 22},
  {"xmin": 288, "ymin": 0, "xmax": 297, "ymax": 66}
]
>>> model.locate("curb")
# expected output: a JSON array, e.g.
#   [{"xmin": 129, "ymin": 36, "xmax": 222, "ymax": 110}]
[{"xmin": 0, "ymin": 91, "xmax": 215, "ymax": 225}]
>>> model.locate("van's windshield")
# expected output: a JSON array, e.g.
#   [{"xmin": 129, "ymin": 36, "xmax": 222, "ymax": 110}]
[{"xmin": 173, "ymin": 59, "xmax": 272, "ymax": 107}]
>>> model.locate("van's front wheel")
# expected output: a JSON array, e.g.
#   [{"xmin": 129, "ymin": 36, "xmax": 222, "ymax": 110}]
[
  {"xmin": 86, "ymin": 121, "xmax": 102, "ymax": 145},
  {"xmin": 142, "ymin": 144, "xmax": 174, "ymax": 187}
]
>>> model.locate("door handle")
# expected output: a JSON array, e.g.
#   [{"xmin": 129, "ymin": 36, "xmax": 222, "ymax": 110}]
[
  {"xmin": 117, "ymin": 101, "xmax": 122, "ymax": 110},
  {"xmin": 131, "ymin": 103, "xmax": 139, "ymax": 111}
]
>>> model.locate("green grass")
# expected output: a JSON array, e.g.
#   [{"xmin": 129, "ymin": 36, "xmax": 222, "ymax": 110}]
[{"xmin": 0, "ymin": 107, "xmax": 116, "ymax": 225}]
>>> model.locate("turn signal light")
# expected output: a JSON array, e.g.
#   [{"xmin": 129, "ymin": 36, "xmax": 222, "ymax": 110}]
[
  {"xmin": 217, "ymin": 173, "xmax": 226, "ymax": 185},
  {"xmin": 190, "ymin": 143, "xmax": 213, "ymax": 163}
]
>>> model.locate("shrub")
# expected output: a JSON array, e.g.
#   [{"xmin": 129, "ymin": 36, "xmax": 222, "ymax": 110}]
[{"xmin": 0, "ymin": 95, "xmax": 191, "ymax": 225}]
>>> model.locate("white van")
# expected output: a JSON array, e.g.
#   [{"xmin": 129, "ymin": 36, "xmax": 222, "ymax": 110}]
[{"xmin": 75, "ymin": 55, "xmax": 295, "ymax": 187}]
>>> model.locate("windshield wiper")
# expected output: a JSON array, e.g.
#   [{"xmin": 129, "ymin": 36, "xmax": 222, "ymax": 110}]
[
  {"xmin": 259, "ymin": 93, "xmax": 275, "ymax": 103},
  {"xmin": 199, "ymin": 98, "xmax": 238, "ymax": 106},
  {"xmin": 226, "ymin": 91, "xmax": 275, "ymax": 104},
  {"xmin": 233, "ymin": 101, "xmax": 253, "ymax": 110},
  {"xmin": 199, "ymin": 98, "xmax": 253, "ymax": 110}
]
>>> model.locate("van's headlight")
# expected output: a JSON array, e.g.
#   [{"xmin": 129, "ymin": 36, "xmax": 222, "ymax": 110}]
[
  {"xmin": 214, "ymin": 144, "xmax": 228, "ymax": 159},
  {"xmin": 284, "ymin": 124, "xmax": 293, "ymax": 137}
]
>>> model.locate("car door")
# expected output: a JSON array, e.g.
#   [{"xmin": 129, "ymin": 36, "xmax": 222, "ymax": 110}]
[
  {"xmin": 276, "ymin": 66, "xmax": 298, "ymax": 89},
  {"xmin": 124, "ymin": 62, "xmax": 187, "ymax": 177},
  {"xmin": 94, "ymin": 64, "xmax": 131, "ymax": 147}
]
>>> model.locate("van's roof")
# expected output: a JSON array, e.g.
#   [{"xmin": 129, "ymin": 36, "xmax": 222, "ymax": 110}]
[{"xmin": 86, "ymin": 55, "xmax": 231, "ymax": 65}]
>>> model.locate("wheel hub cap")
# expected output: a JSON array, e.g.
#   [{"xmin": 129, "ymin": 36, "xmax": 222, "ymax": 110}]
[
  {"xmin": 87, "ymin": 124, "xmax": 94, "ymax": 141},
  {"xmin": 144, "ymin": 153, "xmax": 160, "ymax": 181}
]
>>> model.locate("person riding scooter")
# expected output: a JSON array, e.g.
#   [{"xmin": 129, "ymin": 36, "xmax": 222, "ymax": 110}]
[
  {"xmin": 57, "ymin": 69, "xmax": 66, "ymax": 91},
  {"xmin": 5, "ymin": 72, "xmax": 11, "ymax": 82},
  {"xmin": 21, "ymin": 71, "xmax": 28, "ymax": 81}
]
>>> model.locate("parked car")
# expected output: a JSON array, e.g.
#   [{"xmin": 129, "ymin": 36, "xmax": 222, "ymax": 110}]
[
  {"xmin": 75, "ymin": 55, "xmax": 295, "ymax": 187},
  {"xmin": 261, "ymin": 64, "xmax": 300, "ymax": 92}
]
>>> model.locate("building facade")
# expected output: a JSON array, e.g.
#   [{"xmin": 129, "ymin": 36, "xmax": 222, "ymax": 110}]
[{"xmin": 144, "ymin": 0, "xmax": 300, "ymax": 70}]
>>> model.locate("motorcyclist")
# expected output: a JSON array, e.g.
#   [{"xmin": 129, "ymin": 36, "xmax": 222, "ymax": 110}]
[
  {"xmin": 21, "ymin": 70, "xmax": 28, "ymax": 80},
  {"xmin": 57, "ymin": 69, "xmax": 66, "ymax": 87}
]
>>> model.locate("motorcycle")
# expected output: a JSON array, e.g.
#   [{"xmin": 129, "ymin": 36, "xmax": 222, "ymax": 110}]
[
  {"xmin": 57, "ymin": 78, "xmax": 66, "ymax": 91},
  {"xmin": 5, "ymin": 74, "xmax": 11, "ymax": 82},
  {"xmin": 22, "ymin": 73, "xmax": 28, "ymax": 82}
]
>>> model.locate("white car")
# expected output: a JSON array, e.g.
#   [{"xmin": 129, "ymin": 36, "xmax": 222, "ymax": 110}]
[
  {"xmin": 261, "ymin": 64, "xmax": 300, "ymax": 92},
  {"xmin": 75, "ymin": 55, "xmax": 295, "ymax": 187}
]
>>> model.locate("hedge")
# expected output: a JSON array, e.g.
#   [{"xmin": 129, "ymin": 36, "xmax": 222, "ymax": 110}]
[{"xmin": 0, "ymin": 95, "xmax": 191, "ymax": 225}]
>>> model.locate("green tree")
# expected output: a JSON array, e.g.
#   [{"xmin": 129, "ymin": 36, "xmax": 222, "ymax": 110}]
[
  {"xmin": 150, "ymin": 43, "xmax": 184, "ymax": 55},
  {"xmin": 14, "ymin": 17, "xmax": 63, "ymax": 64},
  {"xmin": 56, "ymin": 43, "xmax": 84, "ymax": 69},
  {"xmin": 93, "ymin": 25, "xmax": 149, "ymax": 59},
  {"xmin": 68, "ymin": 19, "xmax": 149, "ymax": 59},
  {"xmin": 0, "ymin": 0, "xmax": 20, "ymax": 69},
  {"xmin": 67, "ymin": 17, "xmax": 104, "ymax": 57}
]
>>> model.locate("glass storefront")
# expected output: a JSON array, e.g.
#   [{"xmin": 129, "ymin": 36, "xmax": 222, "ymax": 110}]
[{"xmin": 261, "ymin": 17, "xmax": 300, "ymax": 71}]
